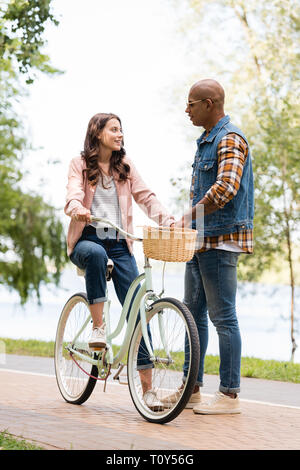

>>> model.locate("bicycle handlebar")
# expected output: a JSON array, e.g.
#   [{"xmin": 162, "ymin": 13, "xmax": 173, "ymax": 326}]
[{"xmin": 90, "ymin": 216, "xmax": 143, "ymax": 242}]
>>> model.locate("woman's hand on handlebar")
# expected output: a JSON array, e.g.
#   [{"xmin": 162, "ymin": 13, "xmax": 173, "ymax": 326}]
[{"xmin": 72, "ymin": 208, "xmax": 91, "ymax": 223}]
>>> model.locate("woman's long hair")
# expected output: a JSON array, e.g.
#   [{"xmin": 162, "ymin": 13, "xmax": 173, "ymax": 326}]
[{"xmin": 81, "ymin": 113, "xmax": 130, "ymax": 187}]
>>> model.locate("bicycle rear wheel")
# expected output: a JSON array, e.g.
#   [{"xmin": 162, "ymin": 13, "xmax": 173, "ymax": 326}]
[
  {"xmin": 127, "ymin": 297, "xmax": 199, "ymax": 423},
  {"xmin": 54, "ymin": 292, "xmax": 98, "ymax": 404}
]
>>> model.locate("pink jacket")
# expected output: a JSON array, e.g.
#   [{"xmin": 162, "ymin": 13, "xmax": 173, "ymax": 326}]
[{"xmin": 64, "ymin": 155, "xmax": 175, "ymax": 256}]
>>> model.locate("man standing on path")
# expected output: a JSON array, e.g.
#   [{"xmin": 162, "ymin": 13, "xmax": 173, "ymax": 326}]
[{"xmin": 165, "ymin": 79, "xmax": 254, "ymax": 414}]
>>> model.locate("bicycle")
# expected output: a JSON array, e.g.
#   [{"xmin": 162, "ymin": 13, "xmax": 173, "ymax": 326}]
[{"xmin": 54, "ymin": 217, "xmax": 200, "ymax": 424}]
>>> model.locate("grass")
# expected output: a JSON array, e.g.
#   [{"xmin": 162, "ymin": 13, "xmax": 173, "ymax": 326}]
[
  {"xmin": 205, "ymin": 355, "xmax": 300, "ymax": 384},
  {"xmin": 1, "ymin": 337, "xmax": 300, "ymax": 383},
  {"xmin": 1, "ymin": 338, "xmax": 55, "ymax": 357},
  {"xmin": 0, "ymin": 431, "xmax": 44, "ymax": 450}
]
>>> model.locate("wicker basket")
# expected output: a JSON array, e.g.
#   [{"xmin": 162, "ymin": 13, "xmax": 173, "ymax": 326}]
[{"xmin": 142, "ymin": 226, "xmax": 197, "ymax": 262}]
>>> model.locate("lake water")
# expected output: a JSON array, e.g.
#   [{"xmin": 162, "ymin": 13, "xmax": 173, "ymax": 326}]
[{"xmin": 0, "ymin": 263, "xmax": 299, "ymax": 364}]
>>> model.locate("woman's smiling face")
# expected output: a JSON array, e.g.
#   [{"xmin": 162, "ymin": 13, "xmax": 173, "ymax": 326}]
[{"xmin": 98, "ymin": 118, "xmax": 123, "ymax": 152}]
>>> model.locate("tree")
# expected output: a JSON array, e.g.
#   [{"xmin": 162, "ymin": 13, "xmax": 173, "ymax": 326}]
[
  {"xmin": 0, "ymin": 0, "xmax": 68, "ymax": 304},
  {"xmin": 170, "ymin": 0, "xmax": 300, "ymax": 360}
]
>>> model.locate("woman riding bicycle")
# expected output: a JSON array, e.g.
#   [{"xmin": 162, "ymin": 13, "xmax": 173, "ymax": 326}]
[{"xmin": 65, "ymin": 112, "xmax": 175, "ymax": 407}]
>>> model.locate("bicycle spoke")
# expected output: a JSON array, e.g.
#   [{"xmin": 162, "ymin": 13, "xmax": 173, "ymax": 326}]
[
  {"xmin": 127, "ymin": 298, "xmax": 198, "ymax": 423},
  {"xmin": 55, "ymin": 294, "xmax": 98, "ymax": 403}
]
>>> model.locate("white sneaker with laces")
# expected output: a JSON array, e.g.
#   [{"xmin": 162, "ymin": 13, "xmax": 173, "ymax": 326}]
[
  {"xmin": 161, "ymin": 388, "xmax": 201, "ymax": 409},
  {"xmin": 193, "ymin": 391, "xmax": 241, "ymax": 415},
  {"xmin": 143, "ymin": 389, "xmax": 164, "ymax": 412},
  {"xmin": 88, "ymin": 324, "xmax": 106, "ymax": 349}
]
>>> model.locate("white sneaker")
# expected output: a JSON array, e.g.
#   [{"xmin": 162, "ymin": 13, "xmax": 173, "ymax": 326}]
[
  {"xmin": 143, "ymin": 389, "xmax": 164, "ymax": 412},
  {"xmin": 88, "ymin": 325, "xmax": 106, "ymax": 349},
  {"xmin": 161, "ymin": 388, "xmax": 201, "ymax": 409},
  {"xmin": 193, "ymin": 391, "xmax": 241, "ymax": 415}
]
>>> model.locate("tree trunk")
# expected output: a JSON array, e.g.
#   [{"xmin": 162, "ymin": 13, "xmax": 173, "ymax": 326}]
[
  {"xmin": 283, "ymin": 196, "xmax": 297, "ymax": 362},
  {"xmin": 233, "ymin": 5, "xmax": 262, "ymax": 75}
]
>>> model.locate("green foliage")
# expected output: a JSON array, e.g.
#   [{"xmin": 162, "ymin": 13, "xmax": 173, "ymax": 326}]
[
  {"xmin": 170, "ymin": 0, "xmax": 300, "ymax": 360},
  {"xmin": 204, "ymin": 354, "xmax": 300, "ymax": 383},
  {"xmin": 1, "ymin": 337, "xmax": 55, "ymax": 356},
  {"xmin": 243, "ymin": 94, "xmax": 300, "ymax": 280},
  {"xmin": 0, "ymin": 186, "xmax": 68, "ymax": 303},
  {"xmin": 1, "ymin": 337, "xmax": 122, "ymax": 358},
  {"xmin": 171, "ymin": 0, "xmax": 300, "ymax": 280},
  {"xmin": 0, "ymin": 0, "xmax": 61, "ymax": 83},
  {"xmin": 0, "ymin": 430, "xmax": 44, "ymax": 450},
  {"xmin": 0, "ymin": 1, "xmax": 67, "ymax": 304}
]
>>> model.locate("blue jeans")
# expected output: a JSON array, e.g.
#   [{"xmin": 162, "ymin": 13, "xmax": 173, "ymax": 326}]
[
  {"xmin": 70, "ymin": 226, "xmax": 153, "ymax": 370},
  {"xmin": 183, "ymin": 249, "xmax": 241, "ymax": 394}
]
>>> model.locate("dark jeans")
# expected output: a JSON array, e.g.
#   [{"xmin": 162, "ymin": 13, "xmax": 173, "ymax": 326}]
[
  {"xmin": 183, "ymin": 249, "xmax": 241, "ymax": 394},
  {"xmin": 70, "ymin": 226, "xmax": 153, "ymax": 370}
]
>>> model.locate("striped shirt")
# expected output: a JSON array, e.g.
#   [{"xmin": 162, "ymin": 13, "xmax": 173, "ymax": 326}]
[
  {"xmin": 193, "ymin": 133, "xmax": 253, "ymax": 254},
  {"xmin": 90, "ymin": 175, "xmax": 123, "ymax": 230}
]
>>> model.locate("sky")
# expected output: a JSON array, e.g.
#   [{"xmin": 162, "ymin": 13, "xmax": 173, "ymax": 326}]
[{"xmin": 20, "ymin": 0, "xmax": 201, "ymax": 235}]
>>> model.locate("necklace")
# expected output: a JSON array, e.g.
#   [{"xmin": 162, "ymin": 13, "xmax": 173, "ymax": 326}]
[{"xmin": 98, "ymin": 162, "xmax": 112, "ymax": 177}]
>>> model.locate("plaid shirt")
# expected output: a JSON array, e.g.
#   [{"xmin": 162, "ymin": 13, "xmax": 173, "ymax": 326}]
[{"xmin": 193, "ymin": 133, "xmax": 253, "ymax": 253}]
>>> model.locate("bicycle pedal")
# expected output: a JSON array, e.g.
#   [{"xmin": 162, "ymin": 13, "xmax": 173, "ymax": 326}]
[
  {"xmin": 113, "ymin": 364, "xmax": 128, "ymax": 385},
  {"xmin": 118, "ymin": 376, "xmax": 128, "ymax": 385},
  {"xmin": 113, "ymin": 375, "xmax": 128, "ymax": 385}
]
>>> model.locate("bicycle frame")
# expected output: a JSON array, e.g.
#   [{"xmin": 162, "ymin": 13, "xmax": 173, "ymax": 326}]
[{"xmin": 67, "ymin": 234, "xmax": 164, "ymax": 370}]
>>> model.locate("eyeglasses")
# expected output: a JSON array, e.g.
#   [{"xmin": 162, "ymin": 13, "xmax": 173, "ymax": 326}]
[{"xmin": 186, "ymin": 98, "xmax": 214, "ymax": 107}]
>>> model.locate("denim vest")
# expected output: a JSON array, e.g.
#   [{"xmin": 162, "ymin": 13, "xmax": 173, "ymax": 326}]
[{"xmin": 191, "ymin": 115, "xmax": 254, "ymax": 236}]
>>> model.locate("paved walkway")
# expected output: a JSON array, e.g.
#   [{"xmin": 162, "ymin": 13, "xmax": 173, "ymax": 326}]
[
  {"xmin": 2, "ymin": 354, "xmax": 300, "ymax": 407},
  {"xmin": 0, "ymin": 356, "xmax": 300, "ymax": 450}
]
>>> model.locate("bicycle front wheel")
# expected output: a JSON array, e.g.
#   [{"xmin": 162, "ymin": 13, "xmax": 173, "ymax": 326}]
[
  {"xmin": 54, "ymin": 292, "xmax": 98, "ymax": 405},
  {"xmin": 127, "ymin": 297, "xmax": 200, "ymax": 423}
]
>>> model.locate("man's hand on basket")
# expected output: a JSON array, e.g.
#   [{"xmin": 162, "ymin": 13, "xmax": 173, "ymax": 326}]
[
  {"xmin": 174, "ymin": 219, "xmax": 185, "ymax": 228},
  {"xmin": 170, "ymin": 221, "xmax": 184, "ymax": 228},
  {"xmin": 173, "ymin": 212, "xmax": 192, "ymax": 228},
  {"xmin": 174, "ymin": 197, "xmax": 219, "ymax": 228}
]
